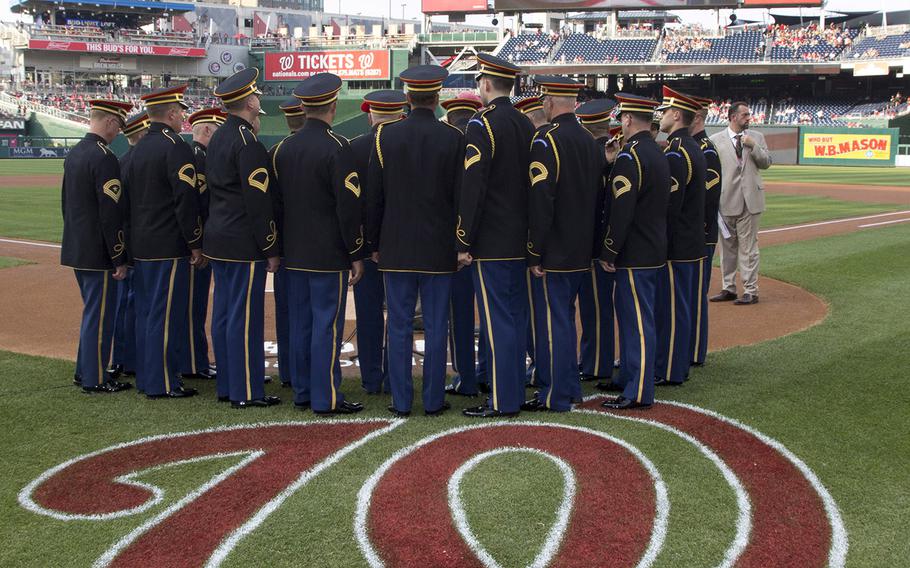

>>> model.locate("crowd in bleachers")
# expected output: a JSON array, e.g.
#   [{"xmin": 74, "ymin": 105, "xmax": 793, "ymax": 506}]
[
  {"xmin": 661, "ymin": 29, "xmax": 764, "ymax": 63},
  {"xmin": 28, "ymin": 22, "xmax": 203, "ymax": 47},
  {"xmin": 765, "ymin": 23, "xmax": 855, "ymax": 62},
  {"xmin": 499, "ymin": 31, "xmax": 560, "ymax": 64},
  {"xmin": 851, "ymin": 29, "xmax": 910, "ymax": 59}
]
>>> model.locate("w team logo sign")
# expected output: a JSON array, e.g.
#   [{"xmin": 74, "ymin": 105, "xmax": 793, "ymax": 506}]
[{"xmin": 18, "ymin": 399, "xmax": 847, "ymax": 567}]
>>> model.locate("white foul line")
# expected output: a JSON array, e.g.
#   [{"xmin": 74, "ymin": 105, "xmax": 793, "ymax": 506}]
[
  {"xmin": 0, "ymin": 237, "xmax": 61, "ymax": 248},
  {"xmin": 857, "ymin": 218, "xmax": 910, "ymax": 229},
  {"xmin": 759, "ymin": 210, "xmax": 910, "ymax": 234}
]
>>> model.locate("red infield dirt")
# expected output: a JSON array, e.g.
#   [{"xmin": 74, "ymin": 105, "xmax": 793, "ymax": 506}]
[{"xmin": 2, "ymin": 180, "xmax": 908, "ymax": 371}]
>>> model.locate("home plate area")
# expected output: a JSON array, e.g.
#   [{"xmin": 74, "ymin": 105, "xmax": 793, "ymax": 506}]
[{"xmin": 19, "ymin": 400, "xmax": 847, "ymax": 568}]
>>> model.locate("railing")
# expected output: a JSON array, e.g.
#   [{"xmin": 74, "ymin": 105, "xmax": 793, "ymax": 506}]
[
  {"xmin": 418, "ymin": 32, "xmax": 499, "ymax": 43},
  {"xmin": 0, "ymin": 92, "xmax": 88, "ymax": 125}
]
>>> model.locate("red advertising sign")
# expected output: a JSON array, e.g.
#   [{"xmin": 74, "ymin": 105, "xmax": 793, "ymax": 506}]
[
  {"xmin": 264, "ymin": 50, "xmax": 390, "ymax": 81},
  {"xmin": 28, "ymin": 39, "xmax": 206, "ymax": 58},
  {"xmin": 422, "ymin": 0, "xmax": 489, "ymax": 13}
]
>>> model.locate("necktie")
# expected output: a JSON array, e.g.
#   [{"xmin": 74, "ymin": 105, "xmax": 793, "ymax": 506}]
[{"xmin": 735, "ymin": 134, "xmax": 743, "ymax": 159}]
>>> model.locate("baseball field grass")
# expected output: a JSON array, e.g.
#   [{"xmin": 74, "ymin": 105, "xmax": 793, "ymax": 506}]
[
  {"xmin": 1, "ymin": 160, "xmax": 906, "ymax": 244},
  {"xmin": 762, "ymin": 164, "xmax": 910, "ymax": 186},
  {"xmin": 0, "ymin": 257, "xmax": 30, "ymax": 269},
  {"xmin": 0, "ymin": 223, "xmax": 908, "ymax": 567}
]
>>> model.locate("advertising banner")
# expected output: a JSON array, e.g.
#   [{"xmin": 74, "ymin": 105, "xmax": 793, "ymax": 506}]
[
  {"xmin": 28, "ymin": 39, "xmax": 206, "ymax": 58},
  {"xmin": 799, "ymin": 128, "xmax": 899, "ymax": 167},
  {"xmin": 10, "ymin": 147, "xmax": 71, "ymax": 159},
  {"xmin": 264, "ymin": 50, "xmax": 390, "ymax": 81},
  {"xmin": 422, "ymin": 0, "xmax": 489, "ymax": 13}
]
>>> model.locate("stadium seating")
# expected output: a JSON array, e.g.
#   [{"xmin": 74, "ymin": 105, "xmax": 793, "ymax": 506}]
[
  {"xmin": 552, "ymin": 34, "xmax": 658, "ymax": 63},
  {"xmin": 498, "ymin": 33, "xmax": 558, "ymax": 63},
  {"xmin": 768, "ymin": 26, "xmax": 859, "ymax": 62},
  {"xmin": 662, "ymin": 30, "xmax": 763, "ymax": 63},
  {"xmin": 850, "ymin": 30, "xmax": 910, "ymax": 59}
]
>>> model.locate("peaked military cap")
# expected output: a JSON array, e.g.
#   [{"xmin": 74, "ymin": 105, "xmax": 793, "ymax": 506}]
[
  {"xmin": 88, "ymin": 99, "xmax": 133, "ymax": 124},
  {"xmin": 513, "ymin": 96, "xmax": 543, "ymax": 114},
  {"xmin": 441, "ymin": 92, "xmax": 482, "ymax": 114},
  {"xmin": 534, "ymin": 75, "xmax": 583, "ymax": 98},
  {"xmin": 121, "ymin": 111, "xmax": 150, "ymax": 136},
  {"xmin": 656, "ymin": 85, "xmax": 702, "ymax": 114},
  {"xmin": 690, "ymin": 94, "xmax": 714, "ymax": 110},
  {"xmin": 213, "ymin": 67, "xmax": 263, "ymax": 105},
  {"xmin": 361, "ymin": 89, "xmax": 409, "ymax": 114},
  {"xmin": 188, "ymin": 107, "xmax": 227, "ymax": 126},
  {"xmin": 293, "ymin": 72, "xmax": 343, "ymax": 107},
  {"xmin": 475, "ymin": 52, "xmax": 521, "ymax": 81},
  {"xmin": 278, "ymin": 98, "xmax": 306, "ymax": 117},
  {"xmin": 399, "ymin": 65, "xmax": 448, "ymax": 93},
  {"xmin": 140, "ymin": 85, "xmax": 189, "ymax": 109},
  {"xmin": 614, "ymin": 93, "xmax": 660, "ymax": 115},
  {"xmin": 576, "ymin": 98, "xmax": 617, "ymax": 124}
]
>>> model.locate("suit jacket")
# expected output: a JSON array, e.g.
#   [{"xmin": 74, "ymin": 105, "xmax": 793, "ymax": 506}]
[{"xmin": 709, "ymin": 128, "xmax": 771, "ymax": 216}]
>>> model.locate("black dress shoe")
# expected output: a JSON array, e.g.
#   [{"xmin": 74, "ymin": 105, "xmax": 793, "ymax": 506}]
[
  {"xmin": 601, "ymin": 396, "xmax": 652, "ymax": 410},
  {"xmin": 734, "ymin": 293, "xmax": 758, "ymax": 305},
  {"xmin": 232, "ymin": 395, "xmax": 282, "ymax": 408},
  {"xmin": 181, "ymin": 368, "xmax": 217, "ymax": 380},
  {"xmin": 147, "ymin": 386, "xmax": 198, "ymax": 399},
  {"xmin": 477, "ymin": 383, "xmax": 491, "ymax": 394},
  {"xmin": 520, "ymin": 398, "xmax": 547, "ymax": 411},
  {"xmin": 690, "ymin": 361, "xmax": 705, "ymax": 367},
  {"xmin": 73, "ymin": 374, "xmax": 82, "ymax": 386},
  {"xmin": 263, "ymin": 375, "xmax": 273, "ymax": 384},
  {"xmin": 710, "ymin": 290, "xmax": 737, "ymax": 302},
  {"xmin": 387, "ymin": 405, "xmax": 410, "ymax": 417},
  {"xmin": 462, "ymin": 405, "xmax": 519, "ymax": 418},
  {"xmin": 83, "ymin": 381, "xmax": 132, "ymax": 394},
  {"xmin": 425, "ymin": 401, "xmax": 451, "ymax": 416},
  {"xmin": 294, "ymin": 401, "xmax": 311, "ymax": 410},
  {"xmin": 654, "ymin": 378, "xmax": 683, "ymax": 387},
  {"xmin": 445, "ymin": 384, "xmax": 477, "ymax": 397},
  {"xmin": 580, "ymin": 373, "xmax": 604, "ymax": 382},
  {"xmin": 107, "ymin": 364, "xmax": 124, "ymax": 379},
  {"xmin": 281, "ymin": 381, "xmax": 292, "ymax": 388},
  {"xmin": 217, "ymin": 395, "xmax": 230, "ymax": 403},
  {"xmin": 314, "ymin": 400, "xmax": 364, "ymax": 415},
  {"xmin": 595, "ymin": 381, "xmax": 624, "ymax": 393}
]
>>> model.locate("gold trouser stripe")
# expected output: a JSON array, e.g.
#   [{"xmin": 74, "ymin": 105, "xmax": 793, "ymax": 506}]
[
  {"xmin": 244, "ymin": 262, "xmax": 254, "ymax": 401},
  {"xmin": 543, "ymin": 274, "xmax": 555, "ymax": 409},
  {"xmin": 97, "ymin": 272, "xmax": 109, "ymax": 385},
  {"xmin": 666, "ymin": 262, "xmax": 676, "ymax": 381},
  {"xmin": 329, "ymin": 272, "xmax": 344, "ymax": 410},
  {"xmin": 526, "ymin": 270, "xmax": 536, "ymax": 346},
  {"xmin": 693, "ymin": 259, "xmax": 704, "ymax": 360},
  {"xmin": 383, "ymin": 273, "xmax": 394, "ymax": 408},
  {"xmin": 628, "ymin": 270, "xmax": 647, "ymax": 403},
  {"xmin": 591, "ymin": 266, "xmax": 602, "ymax": 376},
  {"xmin": 163, "ymin": 260, "xmax": 178, "ymax": 392},
  {"xmin": 188, "ymin": 266, "xmax": 197, "ymax": 375},
  {"xmin": 476, "ymin": 262, "xmax": 497, "ymax": 411}
]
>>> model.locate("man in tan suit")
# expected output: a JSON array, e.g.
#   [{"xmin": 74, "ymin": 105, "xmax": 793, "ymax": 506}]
[{"xmin": 709, "ymin": 102, "xmax": 771, "ymax": 305}]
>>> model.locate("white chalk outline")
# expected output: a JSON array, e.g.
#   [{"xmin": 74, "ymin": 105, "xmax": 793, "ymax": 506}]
[
  {"xmin": 576, "ymin": 401, "xmax": 750, "ymax": 568},
  {"xmin": 448, "ymin": 447, "xmax": 576, "ymax": 568},
  {"xmin": 354, "ymin": 421, "xmax": 669, "ymax": 568},
  {"xmin": 583, "ymin": 395, "xmax": 848, "ymax": 568},
  {"xmin": 18, "ymin": 419, "xmax": 403, "ymax": 567},
  {"xmin": 758, "ymin": 210, "xmax": 910, "ymax": 234}
]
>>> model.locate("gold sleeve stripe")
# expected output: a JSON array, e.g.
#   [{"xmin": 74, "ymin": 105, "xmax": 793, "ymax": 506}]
[
  {"xmin": 670, "ymin": 176, "xmax": 680, "ymax": 193},
  {"xmin": 612, "ymin": 175, "xmax": 632, "ymax": 199},
  {"xmin": 529, "ymin": 161, "xmax": 548, "ymax": 187},
  {"xmin": 706, "ymin": 169, "xmax": 720, "ymax": 189},
  {"xmin": 464, "ymin": 144, "xmax": 482, "ymax": 170},
  {"xmin": 248, "ymin": 167, "xmax": 269, "ymax": 193},
  {"xmin": 344, "ymin": 172, "xmax": 361, "ymax": 198},
  {"xmin": 102, "ymin": 179, "xmax": 122, "ymax": 203},
  {"xmin": 178, "ymin": 163, "xmax": 197, "ymax": 187}
]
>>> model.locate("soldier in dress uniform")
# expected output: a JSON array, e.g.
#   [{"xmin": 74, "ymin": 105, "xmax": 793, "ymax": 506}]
[
  {"xmin": 575, "ymin": 98, "xmax": 618, "ymax": 389},
  {"xmin": 350, "ymin": 90, "xmax": 407, "ymax": 395},
  {"xmin": 689, "ymin": 95, "xmax": 722, "ymax": 367},
  {"xmin": 513, "ymin": 94, "xmax": 548, "ymax": 391},
  {"xmin": 108, "ymin": 111, "xmax": 148, "ymax": 381},
  {"xmin": 599, "ymin": 94, "xmax": 670, "ymax": 410},
  {"xmin": 125, "ymin": 85, "xmax": 203, "ymax": 399},
  {"xmin": 272, "ymin": 73, "xmax": 364, "ymax": 414},
  {"xmin": 179, "ymin": 108, "xmax": 225, "ymax": 382},
  {"xmin": 522, "ymin": 76, "xmax": 605, "ymax": 413},
  {"xmin": 366, "ymin": 65, "xmax": 462, "ymax": 417},
  {"xmin": 439, "ymin": 93, "xmax": 483, "ymax": 397},
  {"xmin": 456, "ymin": 54, "xmax": 534, "ymax": 418},
  {"xmin": 268, "ymin": 98, "xmax": 306, "ymax": 387},
  {"xmin": 63, "ymin": 99, "xmax": 133, "ymax": 393},
  {"xmin": 654, "ymin": 86, "xmax": 707, "ymax": 387},
  {"xmin": 206, "ymin": 67, "xmax": 282, "ymax": 408}
]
